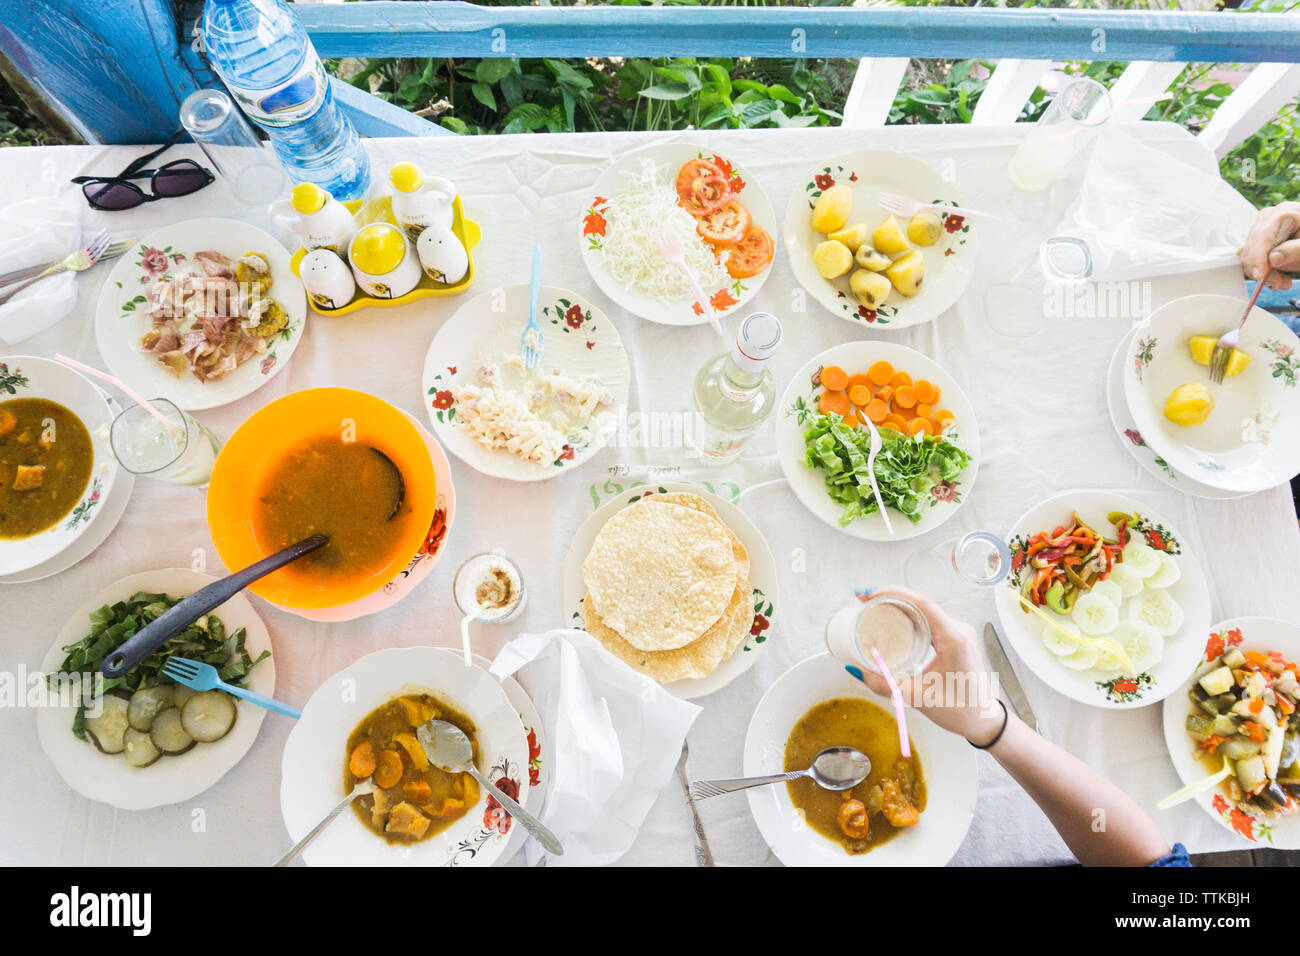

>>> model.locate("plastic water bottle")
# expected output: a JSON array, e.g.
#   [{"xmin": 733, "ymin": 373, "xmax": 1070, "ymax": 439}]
[{"xmin": 201, "ymin": 0, "xmax": 370, "ymax": 200}]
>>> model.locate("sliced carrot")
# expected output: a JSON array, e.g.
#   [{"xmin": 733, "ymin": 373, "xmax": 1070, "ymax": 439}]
[
  {"xmin": 916, "ymin": 402, "xmax": 934, "ymax": 419},
  {"xmin": 349, "ymin": 741, "xmax": 377, "ymax": 779},
  {"xmin": 403, "ymin": 779, "xmax": 434, "ymax": 803},
  {"xmin": 848, "ymin": 384, "xmax": 872, "ymax": 406},
  {"xmin": 878, "ymin": 419, "xmax": 902, "ymax": 432},
  {"xmin": 374, "ymin": 749, "xmax": 404, "ymax": 788},
  {"xmin": 908, "ymin": 417, "xmax": 934, "ymax": 437},
  {"xmin": 819, "ymin": 389, "xmax": 854, "ymax": 420},
  {"xmin": 868, "ymin": 360, "xmax": 894, "ymax": 386},
  {"xmin": 864, "ymin": 398, "xmax": 888, "ymax": 423},
  {"xmin": 874, "ymin": 385, "xmax": 894, "ymax": 404},
  {"xmin": 890, "ymin": 370, "xmax": 913, "ymax": 388},
  {"xmin": 885, "ymin": 413, "xmax": 910, "ymax": 431},
  {"xmin": 894, "ymin": 385, "xmax": 917, "ymax": 409},
  {"xmin": 890, "ymin": 398, "xmax": 909, "ymax": 419},
  {"xmin": 845, "ymin": 373, "xmax": 872, "ymax": 395},
  {"xmin": 933, "ymin": 408, "xmax": 955, "ymax": 428},
  {"xmin": 927, "ymin": 384, "xmax": 942, "ymax": 404},
  {"xmin": 913, "ymin": 379, "xmax": 937, "ymax": 405},
  {"xmin": 821, "ymin": 365, "xmax": 849, "ymax": 391}
]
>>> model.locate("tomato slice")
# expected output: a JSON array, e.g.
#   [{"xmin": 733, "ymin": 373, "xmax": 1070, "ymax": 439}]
[
  {"xmin": 725, "ymin": 223, "xmax": 773, "ymax": 279},
  {"xmin": 675, "ymin": 159, "xmax": 730, "ymax": 216},
  {"xmin": 695, "ymin": 199, "xmax": 752, "ymax": 247}
]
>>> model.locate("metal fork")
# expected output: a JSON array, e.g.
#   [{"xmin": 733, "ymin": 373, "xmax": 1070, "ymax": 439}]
[
  {"xmin": 161, "ymin": 656, "xmax": 302, "ymax": 719},
  {"xmin": 856, "ymin": 410, "xmax": 894, "ymax": 536},
  {"xmin": 521, "ymin": 244, "xmax": 544, "ymax": 369},
  {"xmin": 878, "ymin": 191, "xmax": 1001, "ymax": 224},
  {"xmin": 1209, "ymin": 273, "xmax": 1269, "ymax": 384},
  {"xmin": 0, "ymin": 231, "xmax": 123, "ymax": 306}
]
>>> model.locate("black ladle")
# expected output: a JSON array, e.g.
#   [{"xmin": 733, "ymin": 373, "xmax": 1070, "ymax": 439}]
[{"xmin": 100, "ymin": 534, "xmax": 329, "ymax": 679}]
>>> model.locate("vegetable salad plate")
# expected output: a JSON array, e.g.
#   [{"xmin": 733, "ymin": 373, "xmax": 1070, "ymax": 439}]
[
  {"xmin": 776, "ymin": 341, "xmax": 979, "ymax": 541},
  {"xmin": 422, "ymin": 284, "xmax": 629, "ymax": 481},
  {"xmin": 560, "ymin": 481, "xmax": 779, "ymax": 699},
  {"xmin": 1124, "ymin": 293, "xmax": 1300, "ymax": 494},
  {"xmin": 94, "ymin": 218, "xmax": 306, "ymax": 411},
  {"xmin": 280, "ymin": 647, "xmax": 529, "ymax": 867},
  {"xmin": 579, "ymin": 142, "xmax": 776, "ymax": 326},
  {"xmin": 1162, "ymin": 617, "xmax": 1300, "ymax": 849},
  {"xmin": 784, "ymin": 149, "xmax": 977, "ymax": 331},
  {"xmin": 744, "ymin": 654, "xmax": 977, "ymax": 867},
  {"xmin": 0, "ymin": 356, "xmax": 122, "ymax": 577},
  {"xmin": 994, "ymin": 490, "xmax": 1210, "ymax": 710},
  {"xmin": 36, "ymin": 568, "xmax": 275, "ymax": 810}
]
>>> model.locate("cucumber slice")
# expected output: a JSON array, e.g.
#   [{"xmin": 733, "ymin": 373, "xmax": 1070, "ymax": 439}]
[
  {"xmin": 1089, "ymin": 579, "xmax": 1123, "ymax": 608},
  {"xmin": 149, "ymin": 707, "xmax": 196, "ymax": 755},
  {"xmin": 172, "ymin": 684, "xmax": 197, "ymax": 710},
  {"xmin": 1128, "ymin": 588, "xmax": 1184, "ymax": 637},
  {"xmin": 123, "ymin": 727, "xmax": 162, "ymax": 768},
  {"xmin": 84, "ymin": 694, "xmax": 131, "ymax": 755},
  {"xmin": 180, "ymin": 691, "xmax": 236, "ymax": 743},
  {"xmin": 1071, "ymin": 593, "xmax": 1119, "ymax": 635},
  {"xmin": 1122, "ymin": 539, "xmax": 1161, "ymax": 578},
  {"xmin": 1060, "ymin": 642, "xmax": 1100, "ymax": 671},
  {"xmin": 1040, "ymin": 617, "xmax": 1081, "ymax": 656},
  {"xmin": 1145, "ymin": 552, "xmax": 1182, "ymax": 589},
  {"xmin": 1106, "ymin": 563, "xmax": 1145, "ymax": 599},
  {"xmin": 1095, "ymin": 641, "xmax": 1128, "ymax": 673},
  {"xmin": 127, "ymin": 685, "xmax": 174, "ymax": 732},
  {"xmin": 1113, "ymin": 620, "xmax": 1164, "ymax": 672}
]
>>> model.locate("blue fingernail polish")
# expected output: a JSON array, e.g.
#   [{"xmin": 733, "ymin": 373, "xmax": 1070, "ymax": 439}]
[
  {"xmin": 845, "ymin": 665, "xmax": 864, "ymax": 682},
  {"xmin": 854, "ymin": 587, "xmax": 874, "ymax": 599}
]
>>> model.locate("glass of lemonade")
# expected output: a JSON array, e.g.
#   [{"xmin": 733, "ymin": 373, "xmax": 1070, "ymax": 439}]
[
  {"xmin": 109, "ymin": 398, "xmax": 220, "ymax": 486},
  {"xmin": 1008, "ymin": 77, "xmax": 1112, "ymax": 192},
  {"xmin": 826, "ymin": 594, "xmax": 932, "ymax": 678}
]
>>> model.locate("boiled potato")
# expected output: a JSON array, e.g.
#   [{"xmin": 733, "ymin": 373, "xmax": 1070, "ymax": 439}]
[
  {"xmin": 813, "ymin": 240, "xmax": 854, "ymax": 279},
  {"xmin": 827, "ymin": 223, "xmax": 869, "ymax": 252},
  {"xmin": 811, "ymin": 185, "xmax": 853, "ymax": 234},
  {"xmin": 855, "ymin": 244, "xmax": 891, "ymax": 272},
  {"xmin": 872, "ymin": 215, "xmax": 909, "ymax": 255},
  {"xmin": 885, "ymin": 250, "xmax": 925, "ymax": 297},
  {"xmin": 850, "ymin": 269, "xmax": 892, "ymax": 309},
  {"xmin": 906, "ymin": 210, "xmax": 943, "ymax": 247}
]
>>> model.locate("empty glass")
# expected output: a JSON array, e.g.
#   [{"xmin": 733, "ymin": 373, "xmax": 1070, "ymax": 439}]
[
  {"xmin": 109, "ymin": 398, "xmax": 220, "ymax": 486},
  {"xmin": 179, "ymin": 88, "xmax": 289, "ymax": 207},
  {"xmin": 1008, "ymin": 77, "xmax": 1112, "ymax": 192}
]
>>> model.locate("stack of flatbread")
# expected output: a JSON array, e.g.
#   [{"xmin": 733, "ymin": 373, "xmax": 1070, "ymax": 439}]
[{"xmin": 580, "ymin": 492, "xmax": 752, "ymax": 683}]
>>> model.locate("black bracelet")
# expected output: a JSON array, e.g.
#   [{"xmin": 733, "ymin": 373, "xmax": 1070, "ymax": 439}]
[{"xmin": 969, "ymin": 699, "xmax": 1009, "ymax": 750}]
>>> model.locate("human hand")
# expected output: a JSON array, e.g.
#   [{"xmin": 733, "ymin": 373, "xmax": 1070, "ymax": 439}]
[
  {"xmin": 1240, "ymin": 201, "xmax": 1300, "ymax": 290},
  {"xmin": 847, "ymin": 585, "xmax": 1004, "ymax": 745}
]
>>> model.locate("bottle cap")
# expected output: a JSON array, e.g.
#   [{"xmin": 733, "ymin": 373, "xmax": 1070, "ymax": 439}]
[
  {"xmin": 350, "ymin": 223, "xmax": 406, "ymax": 275},
  {"xmin": 731, "ymin": 312, "xmax": 782, "ymax": 373},
  {"xmin": 290, "ymin": 182, "xmax": 327, "ymax": 215},
  {"xmin": 389, "ymin": 162, "xmax": 424, "ymax": 193}
]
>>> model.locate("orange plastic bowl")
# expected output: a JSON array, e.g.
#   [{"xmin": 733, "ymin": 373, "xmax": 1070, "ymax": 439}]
[{"xmin": 207, "ymin": 388, "xmax": 436, "ymax": 610}]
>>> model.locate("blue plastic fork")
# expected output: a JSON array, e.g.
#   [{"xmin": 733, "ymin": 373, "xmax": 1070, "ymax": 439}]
[
  {"xmin": 521, "ymin": 244, "xmax": 544, "ymax": 369},
  {"xmin": 162, "ymin": 657, "xmax": 301, "ymax": 719}
]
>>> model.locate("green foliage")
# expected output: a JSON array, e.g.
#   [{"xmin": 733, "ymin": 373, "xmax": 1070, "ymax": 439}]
[{"xmin": 0, "ymin": 75, "xmax": 52, "ymax": 148}]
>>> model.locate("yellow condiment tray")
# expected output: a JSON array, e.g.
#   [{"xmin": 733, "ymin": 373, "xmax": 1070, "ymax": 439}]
[{"xmin": 289, "ymin": 195, "xmax": 481, "ymax": 316}]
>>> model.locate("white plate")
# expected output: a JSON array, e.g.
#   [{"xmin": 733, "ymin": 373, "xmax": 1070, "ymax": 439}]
[
  {"xmin": 578, "ymin": 143, "xmax": 776, "ymax": 326},
  {"xmin": 94, "ymin": 219, "xmax": 306, "ymax": 411},
  {"xmin": 1162, "ymin": 617, "xmax": 1300, "ymax": 849},
  {"xmin": 1124, "ymin": 293, "xmax": 1300, "ymax": 493},
  {"xmin": 784, "ymin": 150, "xmax": 977, "ymax": 331},
  {"xmin": 280, "ymin": 647, "xmax": 529, "ymax": 867},
  {"xmin": 560, "ymin": 481, "xmax": 779, "ymax": 700},
  {"xmin": 744, "ymin": 653, "xmax": 976, "ymax": 866},
  {"xmin": 36, "ymin": 568, "xmax": 275, "ymax": 810},
  {"xmin": 421, "ymin": 284, "xmax": 629, "ymax": 481},
  {"xmin": 994, "ymin": 490, "xmax": 1211, "ymax": 710},
  {"xmin": 0, "ymin": 356, "xmax": 121, "ymax": 576},
  {"xmin": 1107, "ymin": 329, "xmax": 1250, "ymax": 501},
  {"xmin": 775, "ymin": 340, "xmax": 980, "ymax": 541}
]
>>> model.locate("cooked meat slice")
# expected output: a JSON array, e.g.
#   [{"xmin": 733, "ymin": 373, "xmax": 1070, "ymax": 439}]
[
  {"xmin": 193, "ymin": 250, "xmax": 235, "ymax": 278},
  {"xmin": 369, "ymin": 786, "xmax": 392, "ymax": 828},
  {"xmin": 384, "ymin": 801, "xmax": 431, "ymax": 840},
  {"xmin": 879, "ymin": 778, "xmax": 920, "ymax": 828},
  {"xmin": 12, "ymin": 464, "xmax": 45, "ymax": 491}
]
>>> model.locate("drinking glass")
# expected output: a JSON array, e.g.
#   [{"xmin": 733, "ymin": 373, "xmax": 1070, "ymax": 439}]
[
  {"xmin": 179, "ymin": 88, "xmax": 289, "ymax": 207},
  {"xmin": 902, "ymin": 529, "xmax": 1012, "ymax": 602},
  {"xmin": 1008, "ymin": 77, "xmax": 1112, "ymax": 192},
  {"xmin": 109, "ymin": 398, "xmax": 220, "ymax": 486},
  {"xmin": 825, "ymin": 594, "xmax": 932, "ymax": 678}
]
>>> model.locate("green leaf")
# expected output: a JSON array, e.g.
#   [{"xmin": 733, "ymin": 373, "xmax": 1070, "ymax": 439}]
[
  {"xmin": 639, "ymin": 82, "xmax": 693, "ymax": 102},
  {"xmin": 475, "ymin": 59, "xmax": 515, "ymax": 84},
  {"xmin": 470, "ymin": 82, "xmax": 496, "ymax": 111}
]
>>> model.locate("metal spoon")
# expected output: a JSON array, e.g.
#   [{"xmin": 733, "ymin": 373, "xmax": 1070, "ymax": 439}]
[
  {"xmin": 688, "ymin": 746, "xmax": 872, "ymax": 800},
  {"xmin": 272, "ymin": 778, "xmax": 376, "ymax": 867},
  {"xmin": 417, "ymin": 719, "xmax": 564, "ymax": 856}
]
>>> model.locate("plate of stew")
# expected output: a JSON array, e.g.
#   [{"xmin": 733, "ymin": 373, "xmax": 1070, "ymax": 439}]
[{"xmin": 743, "ymin": 653, "xmax": 976, "ymax": 866}]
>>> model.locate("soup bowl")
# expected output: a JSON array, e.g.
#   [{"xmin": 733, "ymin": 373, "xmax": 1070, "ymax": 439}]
[
  {"xmin": 207, "ymin": 387, "xmax": 436, "ymax": 609},
  {"xmin": 0, "ymin": 356, "xmax": 120, "ymax": 576}
]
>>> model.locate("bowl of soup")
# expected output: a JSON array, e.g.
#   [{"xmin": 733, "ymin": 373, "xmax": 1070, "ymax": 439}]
[
  {"xmin": 0, "ymin": 356, "xmax": 119, "ymax": 575},
  {"xmin": 206, "ymin": 387, "xmax": 436, "ymax": 609}
]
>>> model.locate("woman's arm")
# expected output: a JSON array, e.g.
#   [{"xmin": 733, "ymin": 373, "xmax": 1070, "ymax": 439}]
[{"xmin": 850, "ymin": 585, "xmax": 1172, "ymax": 866}]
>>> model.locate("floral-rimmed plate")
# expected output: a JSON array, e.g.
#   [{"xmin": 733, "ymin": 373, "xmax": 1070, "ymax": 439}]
[
  {"xmin": 421, "ymin": 284, "xmax": 629, "ymax": 482},
  {"xmin": 993, "ymin": 490, "xmax": 1211, "ymax": 710},
  {"xmin": 784, "ymin": 149, "xmax": 977, "ymax": 331},
  {"xmin": 560, "ymin": 481, "xmax": 778, "ymax": 700},
  {"xmin": 36, "ymin": 568, "xmax": 275, "ymax": 810},
  {"xmin": 579, "ymin": 142, "xmax": 776, "ymax": 326},
  {"xmin": 1161, "ymin": 617, "xmax": 1300, "ymax": 849},
  {"xmin": 1124, "ymin": 293, "xmax": 1300, "ymax": 493},
  {"xmin": 0, "ymin": 356, "xmax": 121, "ymax": 576},
  {"xmin": 289, "ymin": 411, "xmax": 455, "ymax": 623},
  {"xmin": 1107, "ymin": 329, "xmax": 1249, "ymax": 501},
  {"xmin": 744, "ymin": 653, "xmax": 977, "ymax": 867},
  {"xmin": 775, "ymin": 340, "xmax": 980, "ymax": 542},
  {"xmin": 279, "ymin": 647, "xmax": 529, "ymax": 867},
  {"xmin": 94, "ymin": 218, "xmax": 306, "ymax": 411}
]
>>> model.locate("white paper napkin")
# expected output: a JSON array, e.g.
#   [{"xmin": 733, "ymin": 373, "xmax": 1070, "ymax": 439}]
[
  {"xmin": 490, "ymin": 629, "xmax": 702, "ymax": 866},
  {"xmin": 0, "ymin": 197, "xmax": 85, "ymax": 344},
  {"xmin": 1053, "ymin": 127, "xmax": 1257, "ymax": 283}
]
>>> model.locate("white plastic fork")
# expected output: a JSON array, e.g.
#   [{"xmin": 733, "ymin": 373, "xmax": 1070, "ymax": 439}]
[
  {"xmin": 855, "ymin": 410, "xmax": 894, "ymax": 536},
  {"xmin": 658, "ymin": 224, "xmax": 722, "ymax": 335},
  {"xmin": 878, "ymin": 192, "xmax": 1001, "ymax": 225}
]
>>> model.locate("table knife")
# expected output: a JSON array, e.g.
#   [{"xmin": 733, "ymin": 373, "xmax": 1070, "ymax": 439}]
[{"xmin": 983, "ymin": 622, "xmax": 1037, "ymax": 733}]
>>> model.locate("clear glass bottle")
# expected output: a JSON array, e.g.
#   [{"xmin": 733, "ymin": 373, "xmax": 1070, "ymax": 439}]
[{"xmin": 690, "ymin": 312, "xmax": 783, "ymax": 464}]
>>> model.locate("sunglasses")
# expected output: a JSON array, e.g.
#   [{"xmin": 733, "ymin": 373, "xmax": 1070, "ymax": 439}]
[{"xmin": 71, "ymin": 131, "xmax": 215, "ymax": 211}]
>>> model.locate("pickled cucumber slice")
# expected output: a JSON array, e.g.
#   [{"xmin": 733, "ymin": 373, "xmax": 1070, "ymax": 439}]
[
  {"xmin": 1060, "ymin": 642, "xmax": 1100, "ymax": 671},
  {"xmin": 1113, "ymin": 620, "xmax": 1164, "ymax": 672},
  {"xmin": 1040, "ymin": 617, "xmax": 1082, "ymax": 656}
]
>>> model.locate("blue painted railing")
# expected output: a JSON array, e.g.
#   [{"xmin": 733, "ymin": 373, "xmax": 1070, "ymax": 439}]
[{"xmin": 3, "ymin": 1, "xmax": 1300, "ymax": 144}]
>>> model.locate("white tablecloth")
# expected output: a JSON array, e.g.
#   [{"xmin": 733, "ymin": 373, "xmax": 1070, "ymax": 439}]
[{"xmin": 3, "ymin": 123, "xmax": 1296, "ymax": 866}]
